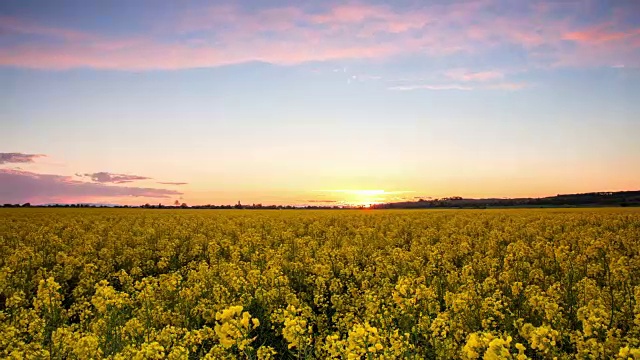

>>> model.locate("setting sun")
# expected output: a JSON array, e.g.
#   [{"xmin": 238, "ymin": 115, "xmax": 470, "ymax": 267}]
[{"xmin": 313, "ymin": 190, "xmax": 414, "ymax": 207}]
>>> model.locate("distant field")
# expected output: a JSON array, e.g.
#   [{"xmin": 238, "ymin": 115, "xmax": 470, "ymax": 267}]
[{"xmin": 1, "ymin": 208, "xmax": 640, "ymax": 359}]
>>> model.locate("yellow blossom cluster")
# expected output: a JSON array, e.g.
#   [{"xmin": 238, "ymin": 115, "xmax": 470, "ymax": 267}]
[
  {"xmin": 275, "ymin": 304, "xmax": 312, "ymax": 351},
  {"xmin": 214, "ymin": 305, "xmax": 259, "ymax": 350}
]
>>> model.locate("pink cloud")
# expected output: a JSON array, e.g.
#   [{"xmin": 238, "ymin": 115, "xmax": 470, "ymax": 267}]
[
  {"xmin": 0, "ymin": 169, "xmax": 182, "ymax": 204},
  {"xmin": 0, "ymin": 34, "xmax": 404, "ymax": 70},
  {"xmin": 0, "ymin": 2, "xmax": 638, "ymax": 70},
  {"xmin": 0, "ymin": 3, "xmax": 483, "ymax": 70},
  {"xmin": 555, "ymin": 22, "xmax": 640, "ymax": 67},
  {"xmin": 312, "ymin": 4, "xmax": 383, "ymax": 24},
  {"xmin": 563, "ymin": 23, "xmax": 640, "ymax": 44},
  {"xmin": 0, "ymin": 15, "xmax": 95, "ymax": 41},
  {"xmin": 308, "ymin": 3, "xmax": 429, "ymax": 32}
]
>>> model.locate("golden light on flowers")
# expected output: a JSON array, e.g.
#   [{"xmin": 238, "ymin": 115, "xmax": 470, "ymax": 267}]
[{"xmin": 1, "ymin": 207, "xmax": 640, "ymax": 358}]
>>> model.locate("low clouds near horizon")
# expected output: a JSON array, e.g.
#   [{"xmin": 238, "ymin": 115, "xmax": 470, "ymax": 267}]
[
  {"xmin": 0, "ymin": 152, "xmax": 45, "ymax": 164},
  {"xmin": 0, "ymin": 169, "xmax": 182, "ymax": 204},
  {"xmin": 81, "ymin": 171, "xmax": 151, "ymax": 184},
  {"xmin": 77, "ymin": 172, "xmax": 188, "ymax": 186},
  {"xmin": 0, "ymin": 152, "xmax": 189, "ymax": 203}
]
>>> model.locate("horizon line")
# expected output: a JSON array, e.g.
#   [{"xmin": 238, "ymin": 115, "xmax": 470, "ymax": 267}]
[{"xmin": 3, "ymin": 189, "xmax": 639, "ymax": 208}]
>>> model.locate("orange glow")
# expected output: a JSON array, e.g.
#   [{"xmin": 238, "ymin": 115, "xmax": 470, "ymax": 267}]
[{"xmin": 313, "ymin": 190, "xmax": 413, "ymax": 207}]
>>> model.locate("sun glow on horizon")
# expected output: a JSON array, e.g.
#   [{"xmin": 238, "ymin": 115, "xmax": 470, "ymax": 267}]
[
  {"xmin": 313, "ymin": 189, "xmax": 415, "ymax": 207},
  {"xmin": 314, "ymin": 189, "xmax": 414, "ymax": 195}
]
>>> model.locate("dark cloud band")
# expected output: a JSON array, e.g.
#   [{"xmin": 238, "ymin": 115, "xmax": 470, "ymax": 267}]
[
  {"xmin": 82, "ymin": 172, "xmax": 151, "ymax": 183},
  {"xmin": 0, "ymin": 152, "xmax": 45, "ymax": 164}
]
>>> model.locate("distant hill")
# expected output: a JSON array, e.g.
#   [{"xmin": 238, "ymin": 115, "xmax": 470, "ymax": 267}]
[{"xmin": 371, "ymin": 191, "xmax": 640, "ymax": 209}]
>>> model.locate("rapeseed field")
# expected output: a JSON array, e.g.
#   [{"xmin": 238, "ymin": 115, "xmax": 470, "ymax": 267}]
[{"xmin": 1, "ymin": 208, "xmax": 639, "ymax": 359}]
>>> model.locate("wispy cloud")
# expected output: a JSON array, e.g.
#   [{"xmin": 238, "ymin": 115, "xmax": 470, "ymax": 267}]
[
  {"xmin": 82, "ymin": 172, "xmax": 151, "ymax": 184},
  {"xmin": 157, "ymin": 182, "xmax": 188, "ymax": 186},
  {"xmin": 388, "ymin": 84, "xmax": 473, "ymax": 91},
  {"xmin": 0, "ymin": 15, "xmax": 94, "ymax": 41},
  {"xmin": 563, "ymin": 23, "xmax": 640, "ymax": 44},
  {"xmin": 0, "ymin": 169, "xmax": 182, "ymax": 204},
  {"xmin": 445, "ymin": 69, "xmax": 505, "ymax": 82},
  {"xmin": 0, "ymin": 152, "xmax": 46, "ymax": 164},
  {"xmin": 388, "ymin": 81, "xmax": 527, "ymax": 91}
]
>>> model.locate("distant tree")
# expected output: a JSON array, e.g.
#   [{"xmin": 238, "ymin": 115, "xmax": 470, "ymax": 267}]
[
  {"xmin": 174, "ymin": 200, "xmax": 180, "ymax": 206},
  {"xmin": 180, "ymin": 203, "xmax": 188, "ymax": 208},
  {"xmin": 22, "ymin": 203, "xmax": 31, "ymax": 207}
]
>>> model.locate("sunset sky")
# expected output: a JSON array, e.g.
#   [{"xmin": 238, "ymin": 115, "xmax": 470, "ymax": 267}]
[{"xmin": 1, "ymin": 0, "xmax": 639, "ymax": 206}]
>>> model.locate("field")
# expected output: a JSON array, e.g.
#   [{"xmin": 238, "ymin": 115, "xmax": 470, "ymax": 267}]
[{"xmin": 1, "ymin": 208, "xmax": 640, "ymax": 359}]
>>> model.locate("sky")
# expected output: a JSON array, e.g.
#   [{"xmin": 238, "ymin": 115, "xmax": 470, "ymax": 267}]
[{"xmin": 1, "ymin": 0, "xmax": 639, "ymax": 206}]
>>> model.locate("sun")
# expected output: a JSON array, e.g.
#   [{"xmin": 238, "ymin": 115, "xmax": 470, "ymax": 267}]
[
  {"xmin": 340, "ymin": 190, "xmax": 388, "ymax": 207},
  {"xmin": 346, "ymin": 190, "xmax": 386, "ymax": 196},
  {"xmin": 313, "ymin": 189, "xmax": 414, "ymax": 207}
]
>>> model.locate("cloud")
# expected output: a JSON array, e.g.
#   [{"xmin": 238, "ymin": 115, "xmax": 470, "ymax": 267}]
[
  {"xmin": 0, "ymin": 169, "xmax": 182, "ymax": 204},
  {"xmin": 0, "ymin": 152, "xmax": 45, "ymax": 164},
  {"xmin": 0, "ymin": 2, "xmax": 638, "ymax": 70},
  {"xmin": 388, "ymin": 84, "xmax": 473, "ymax": 91},
  {"xmin": 157, "ymin": 182, "xmax": 188, "ymax": 186},
  {"xmin": 553, "ymin": 22, "xmax": 640, "ymax": 68},
  {"xmin": 388, "ymin": 81, "xmax": 527, "ymax": 91},
  {"xmin": 0, "ymin": 15, "xmax": 94, "ymax": 41},
  {"xmin": 562, "ymin": 23, "xmax": 640, "ymax": 44},
  {"xmin": 445, "ymin": 69, "xmax": 505, "ymax": 82},
  {"xmin": 82, "ymin": 172, "xmax": 151, "ymax": 183},
  {"xmin": 307, "ymin": 3, "xmax": 430, "ymax": 33}
]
